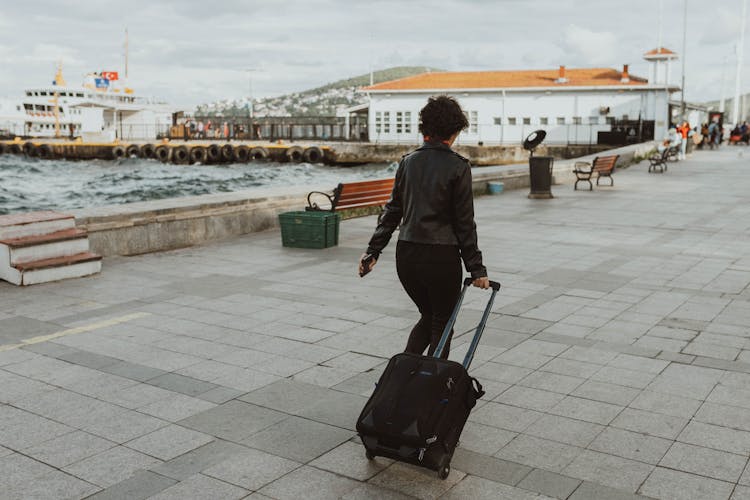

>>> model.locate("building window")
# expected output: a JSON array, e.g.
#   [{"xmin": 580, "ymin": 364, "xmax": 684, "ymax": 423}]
[
  {"xmin": 572, "ymin": 116, "xmax": 582, "ymax": 125},
  {"xmin": 557, "ymin": 117, "xmax": 565, "ymax": 125},
  {"xmin": 588, "ymin": 116, "xmax": 599, "ymax": 125},
  {"xmin": 470, "ymin": 111, "xmax": 478, "ymax": 133},
  {"xmin": 540, "ymin": 117, "xmax": 549, "ymax": 125},
  {"xmin": 508, "ymin": 117, "xmax": 517, "ymax": 126},
  {"xmin": 605, "ymin": 116, "xmax": 615, "ymax": 125},
  {"xmin": 493, "ymin": 117, "xmax": 502, "ymax": 125},
  {"xmin": 523, "ymin": 117, "xmax": 531, "ymax": 125},
  {"xmin": 375, "ymin": 112, "xmax": 382, "ymax": 133},
  {"xmin": 404, "ymin": 111, "xmax": 412, "ymax": 133},
  {"xmin": 396, "ymin": 112, "xmax": 403, "ymax": 134},
  {"xmin": 622, "ymin": 114, "xmax": 629, "ymax": 121},
  {"xmin": 383, "ymin": 112, "xmax": 390, "ymax": 133}
]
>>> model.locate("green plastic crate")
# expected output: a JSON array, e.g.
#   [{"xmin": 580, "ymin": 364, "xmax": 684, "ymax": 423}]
[{"xmin": 279, "ymin": 211, "xmax": 340, "ymax": 249}]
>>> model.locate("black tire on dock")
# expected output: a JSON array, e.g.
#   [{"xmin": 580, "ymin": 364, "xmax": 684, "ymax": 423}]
[
  {"xmin": 285, "ymin": 146, "xmax": 304, "ymax": 163},
  {"xmin": 8, "ymin": 143, "xmax": 22, "ymax": 155},
  {"xmin": 172, "ymin": 145, "xmax": 189, "ymax": 164},
  {"xmin": 250, "ymin": 146, "xmax": 269, "ymax": 161},
  {"xmin": 38, "ymin": 144, "xmax": 53, "ymax": 159},
  {"xmin": 23, "ymin": 142, "xmax": 38, "ymax": 157},
  {"xmin": 0, "ymin": 143, "xmax": 5, "ymax": 155},
  {"xmin": 207, "ymin": 144, "xmax": 221, "ymax": 163},
  {"xmin": 111, "ymin": 145, "xmax": 127, "ymax": 160},
  {"xmin": 221, "ymin": 144, "xmax": 235, "ymax": 162},
  {"xmin": 140, "ymin": 144, "xmax": 156, "ymax": 159},
  {"xmin": 189, "ymin": 146, "xmax": 207, "ymax": 164},
  {"xmin": 303, "ymin": 146, "xmax": 324, "ymax": 164},
  {"xmin": 235, "ymin": 145, "xmax": 250, "ymax": 162},
  {"xmin": 126, "ymin": 145, "xmax": 140, "ymax": 158},
  {"xmin": 155, "ymin": 145, "xmax": 171, "ymax": 163}
]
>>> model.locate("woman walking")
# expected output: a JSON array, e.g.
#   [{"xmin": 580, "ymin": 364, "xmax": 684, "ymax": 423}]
[{"xmin": 359, "ymin": 95, "xmax": 489, "ymax": 359}]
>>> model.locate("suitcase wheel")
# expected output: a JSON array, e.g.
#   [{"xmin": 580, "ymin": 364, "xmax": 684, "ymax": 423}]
[
  {"xmin": 365, "ymin": 450, "xmax": 375, "ymax": 461},
  {"xmin": 438, "ymin": 464, "xmax": 450, "ymax": 480}
]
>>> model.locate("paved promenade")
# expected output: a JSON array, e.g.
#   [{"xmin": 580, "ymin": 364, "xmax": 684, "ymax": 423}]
[{"xmin": 1, "ymin": 147, "xmax": 749, "ymax": 499}]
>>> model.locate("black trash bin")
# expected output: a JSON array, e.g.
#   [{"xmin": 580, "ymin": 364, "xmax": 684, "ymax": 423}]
[
  {"xmin": 523, "ymin": 129, "xmax": 554, "ymax": 199},
  {"xmin": 528, "ymin": 156, "xmax": 554, "ymax": 199}
]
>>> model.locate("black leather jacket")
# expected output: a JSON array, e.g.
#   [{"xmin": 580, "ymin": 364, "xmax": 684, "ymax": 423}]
[{"xmin": 366, "ymin": 141, "xmax": 487, "ymax": 279}]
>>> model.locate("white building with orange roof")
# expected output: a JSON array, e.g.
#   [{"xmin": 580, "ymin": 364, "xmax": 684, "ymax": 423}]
[{"xmin": 359, "ymin": 49, "xmax": 681, "ymax": 146}]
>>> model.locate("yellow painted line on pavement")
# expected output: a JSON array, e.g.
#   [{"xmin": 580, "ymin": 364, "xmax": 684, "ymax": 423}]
[{"xmin": 0, "ymin": 312, "xmax": 151, "ymax": 352}]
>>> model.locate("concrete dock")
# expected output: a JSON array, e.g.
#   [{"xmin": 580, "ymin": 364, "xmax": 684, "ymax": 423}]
[{"xmin": 0, "ymin": 147, "xmax": 749, "ymax": 499}]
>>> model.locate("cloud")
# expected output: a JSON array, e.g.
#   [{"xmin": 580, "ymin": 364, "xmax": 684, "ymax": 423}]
[{"xmin": 562, "ymin": 25, "xmax": 618, "ymax": 66}]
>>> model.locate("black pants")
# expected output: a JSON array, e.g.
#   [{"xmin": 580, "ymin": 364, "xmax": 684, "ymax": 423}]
[{"xmin": 396, "ymin": 241, "xmax": 462, "ymax": 359}]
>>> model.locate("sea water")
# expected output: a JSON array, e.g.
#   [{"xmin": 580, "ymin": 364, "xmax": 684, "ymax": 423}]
[{"xmin": 0, "ymin": 156, "xmax": 398, "ymax": 214}]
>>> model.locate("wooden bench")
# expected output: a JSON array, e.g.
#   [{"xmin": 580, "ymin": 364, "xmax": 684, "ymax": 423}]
[
  {"xmin": 573, "ymin": 155, "xmax": 619, "ymax": 190},
  {"xmin": 648, "ymin": 145, "xmax": 679, "ymax": 173},
  {"xmin": 307, "ymin": 178, "xmax": 395, "ymax": 216}
]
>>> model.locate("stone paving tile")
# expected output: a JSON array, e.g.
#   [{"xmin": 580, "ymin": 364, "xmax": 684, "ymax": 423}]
[
  {"xmin": 524, "ymin": 414, "xmax": 604, "ymax": 448},
  {"xmin": 733, "ymin": 485, "xmax": 750, "ymax": 500},
  {"xmin": 571, "ymin": 380, "xmax": 641, "ymax": 406},
  {"xmin": 179, "ymin": 400, "xmax": 286, "ymax": 443},
  {"xmin": 149, "ymin": 439, "xmax": 248, "ymax": 481},
  {"xmin": 98, "ymin": 360, "xmax": 168, "ymax": 382},
  {"xmin": 695, "ymin": 401, "xmax": 750, "ymax": 432},
  {"xmin": 85, "ymin": 470, "xmax": 176, "ymax": 500},
  {"xmin": 202, "ymin": 447, "xmax": 300, "ymax": 490},
  {"xmin": 469, "ymin": 402, "xmax": 543, "ymax": 433},
  {"xmin": 458, "ymin": 421, "xmax": 517, "ymax": 455},
  {"xmin": 518, "ymin": 371, "xmax": 586, "ymax": 394},
  {"xmin": 368, "ymin": 462, "xmax": 465, "ymax": 500},
  {"xmin": 260, "ymin": 465, "xmax": 361, "ymax": 500},
  {"xmin": 292, "ymin": 364, "xmax": 357, "ymax": 388},
  {"xmin": 0, "ymin": 452, "xmax": 58, "ymax": 489},
  {"xmin": 659, "ymin": 441, "xmax": 746, "ymax": 483},
  {"xmin": 310, "ymin": 441, "xmax": 391, "ymax": 481},
  {"xmin": 452, "ymin": 447, "xmax": 532, "ymax": 486},
  {"xmin": 239, "ymin": 378, "xmax": 336, "ymax": 414},
  {"xmin": 628, "ymin": 390, "xmax": 703, "ymax": 419},
  {"xmin": 611, "ymin": 408, "xmax": 688, "ymax": 440},
  {"xmin": 568, "ymin": 481, "xmax": 654, "ymax": 500},
  {"xmin": 548, "ymin": 396, "xmax": 624, "ymax": 425},
  {"xmin": 63, "ymin": 445, "xmax": 162, "ymax": 488},
  {"xmin": 125, "ymin": 424, "xmax": 214, "ymax": 461},
  {"xmin": 563, "ymin": 449, "xmax": 654, "ymax": 493},
  {"xmin": 84, "ymin": 409, "xmax": 168, "ymax": 444},
  {"xmin": 677, "ymin": 420, "xmax": 750, "ymax": 455},
  {"xmin": 146, "ymin": 372, "xmax": 219, "ymax": 397},
  {"xmin": 540, "ymin": 357, "xmax": 601, "ymax": 379},
  {"xmin": 517, "ymin": 468, "xmax": 582, "ymax": 499},
  {"xmin": 138, "ymin": 393, "xmax": 218, "ymax": 421},
  {"xmin": 4, "ymin": 470, "xmax": 101, "ymax": 500},
  {"xmin": 588, "ymin": 427, "xmax": 672, "ymax": 465},
  {"xmin": 23, "ymin": 430, "xmax": 116, "ymax": 468},
  {"xmin": 470, "ymin": 361, "xmax": 534, "ymax": 384},
  {"xmin": 147, "ymin": 473, "xmax": 248, "ymax": 500},
  {"xmin": 0, "ymin": 403, "xmax": 74, "ymax": 450},
  {"xmin": 296, "ymin": 389, "xmax": 368, "ymax": 431},
  {"xmin": 639, "ymin": 466, "xmax": 735, "ymax": 500},
  {"xmin": 495, "ymin": 435, "xmax": 584, "ymax": 473},
  {"xmin": 340, "ymin": 483, "xmax": 416, "ymax": 500},
  {"xmin": 443, "ymin": 475, "xmax": 551, "ymax": 500},
  {"xmin": 646, "ymin": 363, "xmax": 724, "ymax": 399},
  {"xmin": 493, "ymin": 385, "xmax": 566, "ymax": 412},
  {"xmin": 241, "ymin": 415, "xmax": 353, "ymax": 463}
]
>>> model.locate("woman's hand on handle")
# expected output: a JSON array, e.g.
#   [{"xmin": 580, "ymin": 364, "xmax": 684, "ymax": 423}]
[
  {"xmin": 358, "ymin": 253, "xmax": 377, "ymax": 277},
  {"xmin": 473, "ymin": 277, "xmax": 490, "ymax": 289}
]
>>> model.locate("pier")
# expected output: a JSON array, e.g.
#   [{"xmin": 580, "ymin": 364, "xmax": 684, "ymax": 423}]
[{"xmin": 0, "ymin": 137, "xmax": 614, "ymax": 166}]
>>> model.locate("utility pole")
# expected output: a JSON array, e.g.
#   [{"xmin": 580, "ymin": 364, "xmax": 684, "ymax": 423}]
[
  {"xmin": 680, "ymin": 0, "xmax": 688, "ymax": 120},
  {"xmin": 733, "ymin": 0, "xmax": 748, "ymax": 126},
  {"xmin": 246, "ymin": 68, "xmax": 257, "ymax": 118},
  {"xmin": 720, "ymin": 54, "xmax": 729, "ymax": 113}
]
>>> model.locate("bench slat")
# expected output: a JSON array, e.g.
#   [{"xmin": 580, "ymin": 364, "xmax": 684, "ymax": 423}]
[
  {"xmin": 339, "ymin": 181, "xmax": 395, "ymax": 195},
  {"xmin": 338, "ymin": 188, "xmax": 393, "ymax": 202},
  {"xmin": 336, "ymin": 194, "xmax": 392, "ymax": 210}
]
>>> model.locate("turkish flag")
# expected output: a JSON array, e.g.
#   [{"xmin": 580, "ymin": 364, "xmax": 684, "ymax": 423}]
[{"xmin": 101, "ymin": 71, "xmax": 119, "ymax": 81}]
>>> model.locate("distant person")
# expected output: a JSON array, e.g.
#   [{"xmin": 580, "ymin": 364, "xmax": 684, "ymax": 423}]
[
  {"xmin": 676, "ymin": 121, "xmax": 689, "ymax": 159},
  {"xmin": 198, "ymin": 121, "xmax": 204, "ymax": 139}
]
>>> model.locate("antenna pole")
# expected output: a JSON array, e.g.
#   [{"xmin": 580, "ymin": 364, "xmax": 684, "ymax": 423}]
[
  {"xmin": 125, "ymin": 28, "xmax": 129, "ymax": 79},
  {"xmin": 733, "ymin": 0, "xmax": 748, "ymax": 126}
]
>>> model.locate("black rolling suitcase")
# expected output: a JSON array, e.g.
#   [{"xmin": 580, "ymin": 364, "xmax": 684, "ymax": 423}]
[{"xmin": 356, "ymin": 277, "xmax": 501, "ymax": 479}]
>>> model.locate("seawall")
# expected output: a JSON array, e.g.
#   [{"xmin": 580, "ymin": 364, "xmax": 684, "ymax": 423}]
[{"xmin": 72, "ymin": 142, "xmax": 655, "ymax": 257}]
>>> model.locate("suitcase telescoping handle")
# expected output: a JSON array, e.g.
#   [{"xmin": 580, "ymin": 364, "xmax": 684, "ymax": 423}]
[{"xmin": 433, "ymin": 277, "xmax": 501, "ymax": 369}]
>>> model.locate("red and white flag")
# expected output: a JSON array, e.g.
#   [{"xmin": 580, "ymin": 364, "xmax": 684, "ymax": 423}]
[{"xmin": 101, "ymin": 71, "xmax": 119, "ymax": 81}]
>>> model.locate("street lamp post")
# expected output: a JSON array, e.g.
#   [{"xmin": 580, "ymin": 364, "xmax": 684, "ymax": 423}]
[{"xmin": 732, "ymin": 0, "xmax": 748, "ymax": 126}]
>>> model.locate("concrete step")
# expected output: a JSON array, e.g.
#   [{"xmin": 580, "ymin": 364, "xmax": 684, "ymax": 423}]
[
  {"xmin": 2, "ymin": 252, "xmax": 102, "ymax": 286},
  {"xmin": 1, "ymin": 228, "xmax": 90, "ymax": 265},
  {"xmin": 0, "ymin": 211, "xmax": 75, "ymax": 240}
]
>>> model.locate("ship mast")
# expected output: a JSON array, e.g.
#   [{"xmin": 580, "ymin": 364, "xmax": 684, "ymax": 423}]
[{"xmin": 52, "ymin": 61, "xmax": 66, "ymax": 139}]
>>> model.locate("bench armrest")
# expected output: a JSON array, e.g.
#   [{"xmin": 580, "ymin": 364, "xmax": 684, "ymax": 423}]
[
  {"xmin": 573, "ymin": 161, "xmax": 592, "ymax": 173},
  {"xmin": 307, "ymin": 191, "xmax": 335, "ymax": 211}
]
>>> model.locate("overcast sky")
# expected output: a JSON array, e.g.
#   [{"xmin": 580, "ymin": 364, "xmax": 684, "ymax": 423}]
[{"xmin": 0, "ymin": 0, "xmax": 745, "ymax": 108}]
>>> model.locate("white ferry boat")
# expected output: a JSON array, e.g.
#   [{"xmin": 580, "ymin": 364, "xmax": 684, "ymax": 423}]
[{"xmin": 0, "ymin": 64, "xmax": 172, "ymax": 141}]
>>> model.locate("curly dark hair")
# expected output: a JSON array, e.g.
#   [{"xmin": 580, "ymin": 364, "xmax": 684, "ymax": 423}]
[{"xmin": 419, "ymin": 95, "xmax": 469, "ymax": 141}]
